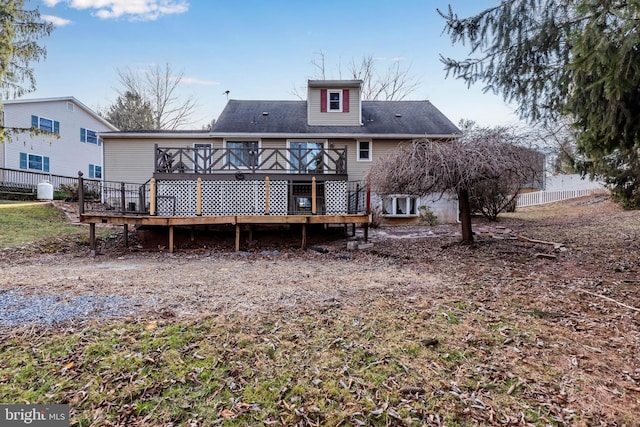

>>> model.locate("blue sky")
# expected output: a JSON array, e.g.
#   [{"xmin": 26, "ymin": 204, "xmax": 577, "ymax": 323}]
[{"xmin": 30, "ymin": 0, "xmax": 521, "ymax": 129}]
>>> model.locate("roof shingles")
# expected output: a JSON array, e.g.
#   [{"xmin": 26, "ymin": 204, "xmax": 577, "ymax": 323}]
[{"xmin": 212, "ymin": 100, "xmax": 460, "ymax": 136}]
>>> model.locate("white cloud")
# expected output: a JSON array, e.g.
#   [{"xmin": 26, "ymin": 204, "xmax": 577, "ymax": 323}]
[
  {"xmin": 46, "ymin": 0, "xmax": 189, "ymax": 21},
  {"xmin": 179, "ymin": 77, "xmax": 220, "ymax": 86},
  {"xmin": 391, "ymin": 56, "xmax": 407, "ymax": 62},
  {"xmin": 42, "ymin": 15, "xmax": 72, "ymax": 26}
]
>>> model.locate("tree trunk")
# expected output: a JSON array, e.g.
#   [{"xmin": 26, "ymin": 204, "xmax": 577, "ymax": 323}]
[{"xmin": 458, "ymin": 188, "xmax": 474, "ymax": 243}]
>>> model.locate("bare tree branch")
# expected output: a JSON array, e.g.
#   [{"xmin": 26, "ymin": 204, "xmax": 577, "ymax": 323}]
[{"xmin": 114, "ymin": 63, "xmax": 198, "ymax": 130}]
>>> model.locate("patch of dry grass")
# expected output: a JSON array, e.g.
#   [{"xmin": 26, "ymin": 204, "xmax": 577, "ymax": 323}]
[{"xmin": 1, "ymin": 195, "xmax": 639, "ymax": 425}]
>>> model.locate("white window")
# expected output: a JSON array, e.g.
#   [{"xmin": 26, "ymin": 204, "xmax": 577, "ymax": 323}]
[
  {"xmin": 328, "ymin": 90, "xmax": 342, "ymax": 112},
  {"xmin": 20, "ymin": 152, "xmax": 50, "ymax": 172},
  {"xmin": 225, "ymin": 140, "xmax": 259, "ymax": 169},
  {"xmin": 89, "ymin": 164, "xmax": 102, "ymax": 179},
  {"xmin": 288, "ymin": 140, "xmax": 326, "ymax": 173},
  {"xmin": 31, "ymin": 115, "xmax": 60, "ymax": 134},
  {"xmin": 381, "ymin": 195, "xmax": 419, "ymax": 217},
  {"xmin": 81, "ymin": 128, "xmax": 99, "ymax": 145},
  {"xmin": 357, "ymin": 140, "xmax": 372, "ymax": 162}
]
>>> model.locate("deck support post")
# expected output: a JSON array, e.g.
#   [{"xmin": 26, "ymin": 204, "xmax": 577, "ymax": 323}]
[
  {"xmin": 123, "ymin": 224, "xmax": 128, "ymax": 249},
  {"xmin": 89, "ymin": 223, "xmax": 96, "ymax": 254},
  {"xmin": 301, "ymin": 222, "xmax": 307, "ymax": 250},
  {"xmin": 235, "ymin": 224, "xmax": 241, "ymax": 252},
  {"xmin": 168, "ymin": 225, "xmax": 174, "ymax": 253}
]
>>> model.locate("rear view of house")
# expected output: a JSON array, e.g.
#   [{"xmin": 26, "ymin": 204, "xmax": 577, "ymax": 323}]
[
  {"xmin": 84, "ymin": 79, "xmax": 461, "ymax": 251},
  {"xmin": 100, "ymin": 79, "xmax": 461, "ymax": 222}
]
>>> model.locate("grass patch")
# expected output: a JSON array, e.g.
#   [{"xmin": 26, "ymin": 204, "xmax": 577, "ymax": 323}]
[
  {"xmin": 0, "ymin": 305, "xmax": 592, "ymax": 426},
  {"xmin": 0, "ymin": 204, "xmax": 83, "ymax": 248}
]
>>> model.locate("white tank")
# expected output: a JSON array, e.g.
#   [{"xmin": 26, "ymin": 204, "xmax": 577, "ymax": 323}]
[{"xmin": 37, "ymin": 181, "xmax": 54, "ymax": 200}]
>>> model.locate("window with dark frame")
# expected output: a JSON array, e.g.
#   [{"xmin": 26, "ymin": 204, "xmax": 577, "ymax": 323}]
[
  {"xmin": 328, "ymin": 90, "xmax": 341, "ymax": 111},
  {"xmin": 357, "ymin": 141, "xmax": 371, "ymax": 161}
]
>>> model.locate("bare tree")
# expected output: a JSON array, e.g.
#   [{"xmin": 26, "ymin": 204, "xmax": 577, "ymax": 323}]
[
  {"xmin": 113, "ymin": 63, "xmax": 197, "ymax": 130},
  {"xmin": 292, "ymin": 51, "xmax": 420, "ymax": 101},
  {"xmin": 368, "ymin": 128, "xmax": 542, "ymax": 242}
]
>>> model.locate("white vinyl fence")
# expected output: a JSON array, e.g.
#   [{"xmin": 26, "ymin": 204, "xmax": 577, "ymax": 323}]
[{"xmin": 516, "ymin": 187, "xmax": 608, "ymax": 208}]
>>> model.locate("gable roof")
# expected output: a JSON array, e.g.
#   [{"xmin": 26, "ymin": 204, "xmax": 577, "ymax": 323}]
[
  {"xmin": 212, "ymin": 100, "xmax": 461, "ymax": 138},
  {"xmin": 2, "ymin": 96, "xmax": 118, "ymax": 131}
]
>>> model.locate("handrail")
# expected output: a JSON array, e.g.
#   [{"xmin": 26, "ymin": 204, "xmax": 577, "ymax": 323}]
[{"xmin": 154, "ymin": 146, "xmax": 348, "ymax": 175}]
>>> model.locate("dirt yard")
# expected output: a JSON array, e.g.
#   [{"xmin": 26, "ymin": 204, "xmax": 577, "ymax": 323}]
[{"xmin": 0, "ymin": 195, "xmax": 639, "ymax": 423}]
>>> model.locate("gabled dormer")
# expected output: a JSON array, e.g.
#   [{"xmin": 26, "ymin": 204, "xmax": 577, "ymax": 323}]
[{"xmin": 307, "ymin": 80, "xmax": 362, "ymax": 126}]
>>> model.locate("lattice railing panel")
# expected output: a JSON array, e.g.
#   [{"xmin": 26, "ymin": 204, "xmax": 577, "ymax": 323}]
[
  {"xmin": 201, "ymin": 180, "xmax": 288, "ymax": 215},
  {"xmin": 325, "ymin": 181, "xmax": 348, "ymax": 214},
  {"xmin": 157, "ymin": 180, "xmax": 197, "ymax": 216}
]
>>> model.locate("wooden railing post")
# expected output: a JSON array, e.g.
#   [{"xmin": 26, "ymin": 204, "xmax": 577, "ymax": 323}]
[
  {"xmin": 196, "ymin": 177, "xmax": 202, "ymax": 216},
  {"xmin": 265, "ymin": 176, "xmax": 270, "ymax": 215},
  {"xmin": 311, "ymin": 177, "xmax": 317, "ymax": 215},
  {"xmin": 150, "ymin": 178, "xmax": 156, "ymax": 215},
  {"xmin": 77, "ymin": 171, "xmax": 84, "ymax": 215},
  {"xmin": 154, "ymin": 144, "xmax": 159, "ymax": 173},
  {"xmin": 120, "ymin": 182, "xmax": 126, "ymax": 213},
  {"xmin": 366, "ymin": 178, "xmax": 371, "ymax": 214}
]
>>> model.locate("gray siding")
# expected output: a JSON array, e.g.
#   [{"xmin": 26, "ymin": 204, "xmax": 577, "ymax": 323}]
[{"xmin": 104, "ymin": 138, "xmax": 209, "ymax": 184}]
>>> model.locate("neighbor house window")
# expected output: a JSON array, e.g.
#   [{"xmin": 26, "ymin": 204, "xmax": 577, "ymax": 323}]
[
  {"xmin": 381, "ymin": 195, "xmax": 418, "ymax": 216},
  {"xmin": 19, "ymin": 152, "xmax": 50, "ymax": 172},
  {"xmin": 357, "ymin": 140, "xmax": 372, "ymax": 161},
  {"xmin": 89, "ymin": 164, "xmax": 102, "ymax": 179},
  {"xmin": 81, "ymin": 128, "xmax": 100, "ymax": 145},
  {"xmin": 288, "ymin": 140, "xmax": 326, "ymax": 173},
  {"xmin": 226, "ymin": 141, "xmax": 259, "ymax": 168},
  {"xmin": 31, "ymin": 115, "xmax": 60, "ymax": 134}
]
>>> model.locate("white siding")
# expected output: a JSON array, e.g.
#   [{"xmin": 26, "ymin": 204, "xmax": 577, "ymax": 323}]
[
  {"xmin": 2, "ymin": 99, "xmax": 112, "ymax": 179},
  {"xmin": 307, "ymin": 87, "xmax": 362, "ymax": 126}
]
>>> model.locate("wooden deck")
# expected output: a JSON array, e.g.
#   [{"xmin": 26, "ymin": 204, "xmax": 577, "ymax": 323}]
[{"xmin": 80, "ymin": 212, "xmax": 371, "ymax": 253}]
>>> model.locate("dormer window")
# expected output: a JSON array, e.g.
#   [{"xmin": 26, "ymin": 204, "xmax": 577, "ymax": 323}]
[
  {"xmin": 328, "ymin": 90, "xmax": 342, "ymax": 112},
  {"xmin": 320, "ymin": 88, "xmax": 350, "ymax": 113}
]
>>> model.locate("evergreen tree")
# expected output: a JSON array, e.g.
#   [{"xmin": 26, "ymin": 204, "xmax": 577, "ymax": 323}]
[
  {"xmin": 440, "ymin": 1, "xmax": 640, "ymax": 207},
  {"xmin": 104, "ymin": 91, "xmax": 154, "ymax": 131},
  {"xmin": 0, "ymin": 0, "xmax": 53, "ymax": 141}
]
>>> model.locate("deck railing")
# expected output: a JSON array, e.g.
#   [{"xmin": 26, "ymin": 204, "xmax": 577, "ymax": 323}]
[
  {"xmin": 155, "ymin": 145, "xmax": 348, "ymax": 175},
  {"xmin": 79, "ymin": 174, "xmax": 368, "ymax": 216},
  {"xmin": 79, "ymin": 174, "xmax": 150, "ymax": 215}
]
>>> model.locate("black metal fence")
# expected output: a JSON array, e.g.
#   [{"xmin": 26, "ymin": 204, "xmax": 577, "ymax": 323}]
[
  {"xmin": 0, "ymin": 167, "xmax": 101, "ymax": 193},
  {"xmin": 80, "ymin": 177, "xmax": 150, "ymax": 215}
]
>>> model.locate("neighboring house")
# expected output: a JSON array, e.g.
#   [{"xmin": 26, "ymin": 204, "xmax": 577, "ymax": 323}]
[
  {"xmin": 1, "ymin": 97, "xmax": 118, "ymax": 183},
  {"xmin": 100, "ymin": 80, "xmax": 462, "ymax": 223}
]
